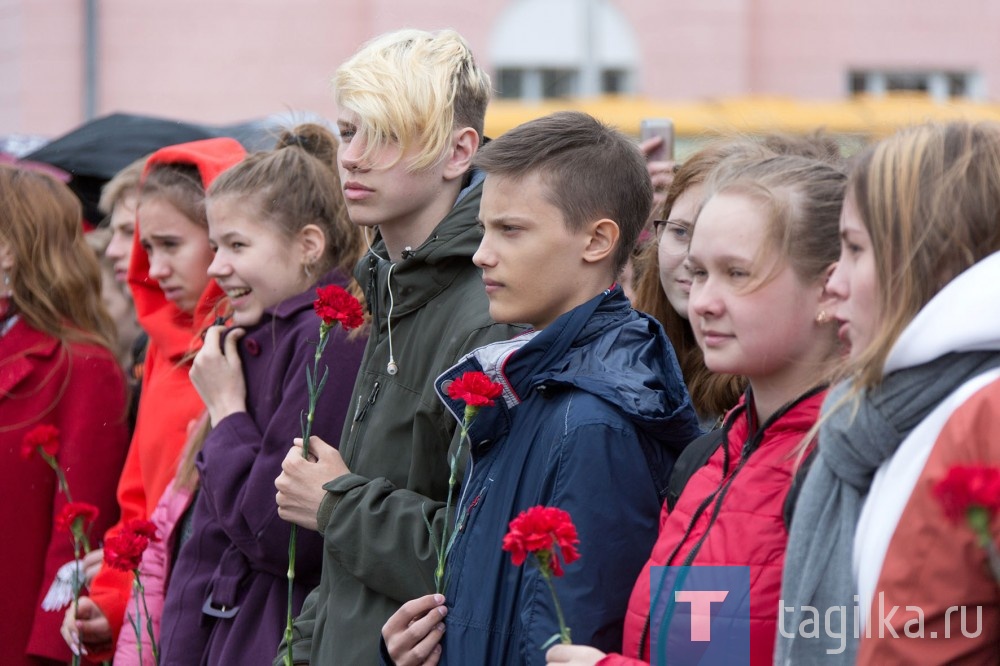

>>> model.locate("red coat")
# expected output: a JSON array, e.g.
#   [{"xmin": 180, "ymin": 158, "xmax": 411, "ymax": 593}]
[
  {"xmin": 86, "ymin": 137, "xmax": 245, "ymax": 657},
  {"xmin": 0, "ymin": 319, "xmax": 129, "ymax": 665},
  {"xmin": 599, "ymin": 388, "xmax": 824, "ymax": 666},
  {"xmin": 856, "ymin": 375, "xmax": 1000, "ymax": 664}
]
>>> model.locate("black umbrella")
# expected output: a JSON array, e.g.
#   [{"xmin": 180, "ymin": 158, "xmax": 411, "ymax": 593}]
[{"xmin": 23, "ymin": 113, "xmax": 218, "ymax": 224}]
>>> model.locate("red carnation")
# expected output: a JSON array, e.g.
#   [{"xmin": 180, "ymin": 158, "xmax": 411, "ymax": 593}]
[
  {"xmin": 20, "ymin": 424, "xmax": 60, "ymax": 461},
  {"xmin": 502, "ymin": 506, "xmax": 580, "ymax": 577},
  {"xmin": 55, "ymin": 502, "xmax": 100, "ymax": 534},
  {"xmin": 126, "ymin": 518, "xmax": 160, "ymax": 541},
  {"xmin": 933, "ymin": 465, "xmax": 1000, "ymax": 523},
  {"xmin": 104, "ymin": 520, "xmax": 160, "ymax": 572},
  {"xmin": 313, "ymin": 285, "xmax": 364, "ymax": 331},
  {"xmin": 447, "ymin": 371, "xmax": 504, "ymax": 408},
  {"xmin": 502, "ymin": 506, "xmax": 580, "ymax": 645}
]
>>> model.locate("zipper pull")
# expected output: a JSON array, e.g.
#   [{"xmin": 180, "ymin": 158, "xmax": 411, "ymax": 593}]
[
  {"xmin": 354, "ymin": 381, "xmax": 381, "ymax": 423},
  {"xmin": 366, "ymin": 255, "xmax": 378, "ymax": 318},
  {"xmin": 457, "ymin": 494, "xmax": 481, "ymax": 533}
]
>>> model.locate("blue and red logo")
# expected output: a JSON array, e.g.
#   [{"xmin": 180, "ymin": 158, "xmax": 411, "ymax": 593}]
[{"xmin": 649, "ymin": 566, "xmax": 751, "ymax": 665}]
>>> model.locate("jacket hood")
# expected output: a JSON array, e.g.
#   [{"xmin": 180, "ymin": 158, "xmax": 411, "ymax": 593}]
[
  {"xmin": 436, "ymin": 286, "xmax": 700, "ymax": 449},
  {"xmin": 354, "ymin": 170, "xmax": 486, "ymax": 319},
  {"xmin": 127, "ymin": 137, "xmax": 246, "ymax": 361},
  {"xmin": 884, "ymin": 250, "xmax": 1000, "ymax": 374}
]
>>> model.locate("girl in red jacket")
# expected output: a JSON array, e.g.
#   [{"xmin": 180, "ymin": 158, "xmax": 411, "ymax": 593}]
[
  {"xmin": 0, "ymin": 165, "xmax": 130, "ymax": 665},
  {"xmin": 547, "ymin": 155, "xmax": 845, "ymax": 666},
  {"xmin": 60, "ymin": 138, "xmax": 246, "ymax": 660},
  {"xmin": 633, "ymin": 134, "xmax": 845, "ymax": 430}
]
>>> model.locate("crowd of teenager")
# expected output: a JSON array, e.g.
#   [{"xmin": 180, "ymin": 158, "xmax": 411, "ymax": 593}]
[{"xmin": 2, "ymin": 27, "xmax": 998, "ymax": 666}]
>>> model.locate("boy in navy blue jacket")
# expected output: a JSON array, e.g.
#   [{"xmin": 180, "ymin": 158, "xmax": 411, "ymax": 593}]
[{"xmin": 381, "ymin": 111, "xmax": 701, "ymax": 666}]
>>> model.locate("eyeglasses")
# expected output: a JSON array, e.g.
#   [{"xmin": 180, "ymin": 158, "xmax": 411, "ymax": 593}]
[{"xmin": 653, "ymin": 219, "xmax": 691, "ymax": 251}]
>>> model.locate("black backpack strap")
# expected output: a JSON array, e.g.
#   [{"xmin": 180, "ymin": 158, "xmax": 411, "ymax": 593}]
[
  {"xmin": 665, "ymin": 428, "xmax": 727, "ymax": 512},
  {"xmin": 782, "ymin": 446, "xmax": 818, "ymax": 530}
]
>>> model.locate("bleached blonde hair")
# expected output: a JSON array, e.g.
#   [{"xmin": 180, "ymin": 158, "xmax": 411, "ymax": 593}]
[{"xmin": 334, "ymin": 29, "xmax": 491, "ymax": 171}]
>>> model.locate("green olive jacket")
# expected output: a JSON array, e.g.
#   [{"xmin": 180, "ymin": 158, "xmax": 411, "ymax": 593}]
[{"xmin": 277, "ymin": 174, "xmax": 523, "ymax": 665}]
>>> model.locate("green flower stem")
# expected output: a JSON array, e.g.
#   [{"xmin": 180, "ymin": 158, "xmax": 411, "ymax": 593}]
[
  {"xmin": 538, "ymin": 563, "xmax": 571, "ymax": 645},
  {"xmin": 968, "ymin": 507, "xmax": 1000, "ymax": 583},
  {"xmin": 131, "ymin": 577, "xmax": 143, "ymax": 666},
  {"xmin": 434, "ymin": 425, "xmax": 464, "ymax": 593},
  {"xmin": 135, "ymin": 574, "xmax": 159, "ymax": 665},
  {"xmin": 301, "ymin": 326, "xmax": 331, "ymax": 458},
  {"xmin": 285, "ymin": 324, "xmax": 331, "ymax": 666},
  {"xmin": 434, "ymin": 405, "xmax": 479, "ymax": 593},
  {"xmin": 284, "ymin": 526, "xmax": 297, "ymax": 666},
  {"xmin": 40, "ymin": 450, "xmax": 73, "ymax": 502},
  {"xmin": 71, "ymin": 538, "xmax": 82, "ymax": 666}
]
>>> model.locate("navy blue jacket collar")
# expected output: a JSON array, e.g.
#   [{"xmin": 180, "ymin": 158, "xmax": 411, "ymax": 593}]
[{"xmin": 435, "ymin": 285, "xmax": 699, "ymax": 452}]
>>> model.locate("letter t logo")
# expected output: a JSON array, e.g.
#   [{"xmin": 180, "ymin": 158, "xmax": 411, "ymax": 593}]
[{"xmin": 674, "ymin": 590, "xmax": 729, "ymax": 641}]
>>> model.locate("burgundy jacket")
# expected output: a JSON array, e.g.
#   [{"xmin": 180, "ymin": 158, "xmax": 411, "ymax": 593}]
[{"xmin": 0, "ymin": 319, "xmax": 129, "ymax": 665}]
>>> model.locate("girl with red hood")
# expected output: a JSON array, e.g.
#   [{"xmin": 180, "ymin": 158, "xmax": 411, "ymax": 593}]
[{"xmin": 61, "ymin": 138, "xmax": 246, "ymax": 660}]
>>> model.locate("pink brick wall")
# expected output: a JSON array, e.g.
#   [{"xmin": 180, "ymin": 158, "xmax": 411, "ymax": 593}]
[{"xmin": 3, "ymin": 0, "xmax": 1000, "ymax": 138}]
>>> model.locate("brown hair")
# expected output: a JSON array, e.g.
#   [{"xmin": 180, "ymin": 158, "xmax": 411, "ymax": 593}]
[
  {"xmin": 632, "ymin": 140, "xmax": 771, "ymax": 420},
  {"xmin": 208, "ymin": 123, "xmax": 365, "ymax": 279},
  {"xmin": 705, "ymin": 155, "xmax": 846, "ymax": 287},
  {"xmin": 846, "ymin": 121, "xmax": 1000, "ymax": 390},
  {"xmin": 140, "ymin": 163, "xmax": 208, "ymax": 227},
  {"xmin": 174, "ymin": 410, "xmax": 210, "ymax": 491},
  {"xmin": 0, "ymin": 165, "xmax": 117, "ymax": 351},
  {"xmin": 98, "ymin": 155, "xmax": 147, "ymax": 217},
  {"xmin": 758, "ymin": 130, "xmax": 844, "ymax": 166},
  {"xmin": 473, "ymin": 111, "xmax": 651, "ymax": 274}
]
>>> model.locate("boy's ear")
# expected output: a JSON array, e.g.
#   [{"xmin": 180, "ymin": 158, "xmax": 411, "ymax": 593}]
[
  {"xmin": 442, "ymin": 127, "xmax": 479, "ymax": 181},
  {"xmin": 297, "ymin": 224, "xmax": 327, "ymax": 265},
  {"xmin": 581, "ymin": 218, "xmax": 620, "ymax": 266}
]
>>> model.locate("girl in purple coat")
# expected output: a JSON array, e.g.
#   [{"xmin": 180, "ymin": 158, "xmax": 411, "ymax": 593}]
[{"xmin": 156, "ymin": 124, "xmax": 367, "ymax": 665}]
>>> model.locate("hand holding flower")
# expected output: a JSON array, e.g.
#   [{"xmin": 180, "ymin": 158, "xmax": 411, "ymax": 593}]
[
  {"xmin": 61, "ymin": 596, "xmax": 112, "ymax": 658},
  {"xmin": 382, "ymin": 594, "xmax": 448, "ymax": 666},
  {"xmin": 283, "ymin": 285, "xmax": 364, "ymax": 666},
  {"xmin": 276, "ymin": 436, "xmax": 348, "ymax": 531}
]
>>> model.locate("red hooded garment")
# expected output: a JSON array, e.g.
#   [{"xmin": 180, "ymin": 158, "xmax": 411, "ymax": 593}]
[{"xmin": 85, "ymin": 138, "xmax": 246, "ymax": 659}]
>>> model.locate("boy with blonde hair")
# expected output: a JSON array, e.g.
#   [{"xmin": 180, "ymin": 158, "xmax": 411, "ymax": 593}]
[{"xmin": 273, "ymin": 29, "xmax": 522, "ymax": 664}]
